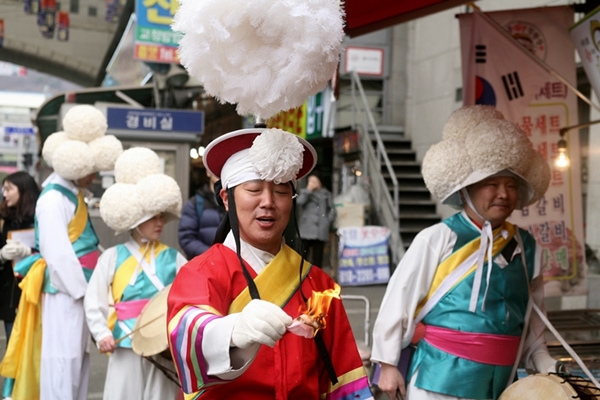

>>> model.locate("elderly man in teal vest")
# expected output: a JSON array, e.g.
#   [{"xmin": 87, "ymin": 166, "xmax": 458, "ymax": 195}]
[{"xmin": 371, "ymin": 106, "xmax": 557, "ymax": 400}]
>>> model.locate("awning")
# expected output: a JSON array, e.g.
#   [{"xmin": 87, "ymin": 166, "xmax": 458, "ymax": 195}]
[{"xmin": 344, "ymin": 0, "xmax": 471, "ymax": 37}]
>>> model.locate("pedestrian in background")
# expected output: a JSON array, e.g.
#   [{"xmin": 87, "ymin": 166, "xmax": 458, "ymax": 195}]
[
  {"xmin": 177, "ymin": 168, "xmax": 225, "ymax": 260},
  {"xmin": 0, "ymin": 171, "xmax": 40, "ymax": 400},
  {"xmin": 296, "ymin": 171, "xmax": 336, "ymax": 268}
]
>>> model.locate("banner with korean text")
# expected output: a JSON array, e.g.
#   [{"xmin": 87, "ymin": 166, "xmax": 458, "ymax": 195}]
[
  {"xmin": 571, "ymin": 6, "xmax": 600, "ymax": 108},
  {"xmin": 337, "ymin": 226, "xmax": 390, "ymax": 286},
  {"xmin": 459, "ymin": 7, "xmax": 585, "ymax": 297},
  {"xmin": 135, "ymin": 0, "xmax": 181, "ymax": 63}
]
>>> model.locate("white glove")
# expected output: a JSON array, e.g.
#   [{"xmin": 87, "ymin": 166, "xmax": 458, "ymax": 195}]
[
  {"xmin": 0, "ymin": 240, "xmax": 31, "ymax": 261},
  {"xmin": 231, "ymin": 299, "xmax": 292, "ymax": 349},
  {"xmin": 533, "ymin": 352, "xmax": 557, "ymax": 373}
]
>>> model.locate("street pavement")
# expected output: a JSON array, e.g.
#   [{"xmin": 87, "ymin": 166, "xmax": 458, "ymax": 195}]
[{"xmin": 0, "ymin": 277, "xmax": 388, "ymax": 399}]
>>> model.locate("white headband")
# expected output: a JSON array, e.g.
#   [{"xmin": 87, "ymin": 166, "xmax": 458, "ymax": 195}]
[{"xmin": 220, "ymin": 149, "xmax": 262, "ymax": 189}]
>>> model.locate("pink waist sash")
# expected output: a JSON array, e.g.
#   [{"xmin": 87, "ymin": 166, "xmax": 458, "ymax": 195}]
[
  {"xmin": 423, "ymin": 325, "xmax": 520, "ymax": 366},
  {"xmin": 115, "ymin": 299, "xmax": 149, "ymax": 321},
  {"xmin": 80, "ymin": 250, "xmax": 100, "ymax": 269}
]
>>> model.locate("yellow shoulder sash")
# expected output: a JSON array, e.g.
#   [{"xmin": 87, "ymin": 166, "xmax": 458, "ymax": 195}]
[{"xmin": 229, "ymin": 245, "xmax": 311, "ymax": 314}]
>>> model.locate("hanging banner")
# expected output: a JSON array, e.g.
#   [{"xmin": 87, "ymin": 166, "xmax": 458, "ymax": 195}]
[
  {"xmin": 570, "ymin": 6, "xmax": 600, "ymax": 104},
  {"xmin": 337, "ymin": 226, "xmax": 390, "ymax": 286},
  {"xmin": 460, "ymin": 7, "xmax": 585, "ymax": 297},
  {"xmin": 105, "ymin": 0, "xmax": 122, "ymax": 23},
  {"xmin": 38, "ymin": 0, "xmax": 56, "ymax": 39},
  {"xmin": 57, "ymin": 11, "xmax": 69, "ymax": 41},
  {"xmin": 267, "ymin": 88, "xmax": 330, "ymax": 139},
  {"xmin": 135, "ymin": 0, "xmax": 181, "ymax": 63},
  {"xmin": 24, "ymin": 0, "xmax": 39, "ymax": 15}
]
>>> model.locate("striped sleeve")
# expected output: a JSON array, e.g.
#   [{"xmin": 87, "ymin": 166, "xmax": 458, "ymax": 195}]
[
  {"xmin": 321, "ymin": 366, "xmax": 374, "ymax": 400},
  {"xmin": 168, "ymin": 305, "xmax": 224, "ymax": 393}
]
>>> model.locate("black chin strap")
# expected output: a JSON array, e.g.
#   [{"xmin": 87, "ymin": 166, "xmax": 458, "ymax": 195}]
[
  {"xmin": 227, "ymin": 186, "xmax": 261, "ymax": 300},
  {"xmin": 292, "ymin": 184, "xmax": 338, "ymax": 385}
]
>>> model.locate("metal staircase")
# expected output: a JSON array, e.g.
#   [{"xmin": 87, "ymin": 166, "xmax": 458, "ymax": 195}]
[
  {"xmin": 371, "ymin": 130, "xmax": 441, "ymax": 250},
  {"xmin": 341, "ymin": 71, "xmax": 441, "ymax": 262}
]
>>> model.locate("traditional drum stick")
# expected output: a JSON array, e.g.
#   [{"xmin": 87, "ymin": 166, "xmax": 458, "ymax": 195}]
[{"xmin": 114, "ymin": 313, "xmax": 164, "ymax": 345}]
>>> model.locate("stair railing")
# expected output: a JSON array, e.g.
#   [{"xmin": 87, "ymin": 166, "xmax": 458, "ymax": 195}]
[{"xmin": 349, "ymin": 71, "xmax": 405, "ymax": 263}]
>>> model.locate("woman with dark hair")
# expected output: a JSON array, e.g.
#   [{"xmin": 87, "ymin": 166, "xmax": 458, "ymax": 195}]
[{"xmin": 0, "ymin": 171, "xmax": 39, "ymax": 400}]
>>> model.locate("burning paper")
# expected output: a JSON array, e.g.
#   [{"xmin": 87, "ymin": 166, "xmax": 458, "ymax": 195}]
[{"xmin": 288, "ymin": 284, "xmax": 341, "ymax": 338}]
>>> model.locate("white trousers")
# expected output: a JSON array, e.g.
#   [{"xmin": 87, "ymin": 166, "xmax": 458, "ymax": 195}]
[
  {"xmin": 41, "ymin": 292, "xmax": 90, "ymax": 400},
  {"xmin": 407, "ymin": 371, "xmax": 478, "ymax": 400},
  {"xmin": 102, "ymin": 347, "xmax": 179, "ymax": 400}
]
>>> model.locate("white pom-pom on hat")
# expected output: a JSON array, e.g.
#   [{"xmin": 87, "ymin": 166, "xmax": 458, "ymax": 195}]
[
  {"xmin": 42, "ymin": 131, "xmax": 69, "ymax": 167},
  {"xmin": 100, "ymin": 183, "xmax": 144, "ymax": 234},
  {"xmin": 442, "ymin": 105, "xmax": 504, "ymax": 140},
  {"xmin": 62, "ymin": 105, "xmax": 108, "ymax": 142},
  {"xmin": 173, "ymin": 0, "xmax": 344, "ymax": 119},
  {"xmin": 51, "ymin": 140, "xmax": 96, "ymax": 180},
  {"xmin": 136, "ymin": 174, "xmax": 182, "ymax": 222},
  {"xmin": 422, "ymin": 105, "xmax": 550, "ymax": 209},
  {"xmin": 114, "ymin": 147, "xmax": 163, "ymax": 184},
  {"xmin": 249, "ymin": 129, "xmax": 304, "ymax": 184},
  {"xmin": 89, "ymin": 135, "xmax": 123, "ymax": 172}
]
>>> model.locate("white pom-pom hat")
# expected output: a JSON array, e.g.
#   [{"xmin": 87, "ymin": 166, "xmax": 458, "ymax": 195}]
[
  {"xmin": 422, "ymin": 105, "xmax": 550, "ymax": 210},
  {"xmin": 42, "ymin": 105, "xmax": 123, "ymax": 180},
  {"xmin": 203, "ymin": 128, "xmax": 317, "ymax": 189},
  {"xmin": 99, "ymin": 147, "xmax": 182, "ymax": 234},
  {"xmin": 173, "ymin": 0, "xmax": 344, "ymax": 119}
]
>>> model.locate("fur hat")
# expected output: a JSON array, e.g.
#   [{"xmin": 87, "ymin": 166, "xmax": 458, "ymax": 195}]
[
  {"xmin": 172, "ymin": 0, "xmax": 344, "ymax": 119},
  {"xmin": 203, "ymin": 128, "xmax": 317, "ymax": 189},
  {"xmin": 99, "ymin": 147, "xmax": 182, "ymax": 234},
  {"xmin": 422, "ymin": 105, "xmax": 550, "ymax": 209},
  {"xmin": 42, "ymin": 105, "xmax": 123, "ymax": 180}
]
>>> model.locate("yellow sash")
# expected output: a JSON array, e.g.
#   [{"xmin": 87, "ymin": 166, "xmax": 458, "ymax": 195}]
[
  {"xmin": 415, "ymin": 222, "xmax": 516, "ymax": 317},
  {"xmin": 0, "ymin": 190, "xmax": 88, "ymax": 400},
  {"xmin": 107, "ymin": 242, "xmax": 169, "ymax": 330},
  {"xmin": 228, "ymin": 245, "xmax": 311, "ymax": 314}
]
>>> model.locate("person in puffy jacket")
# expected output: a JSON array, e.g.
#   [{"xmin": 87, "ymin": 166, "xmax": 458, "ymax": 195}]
[
  {"xmin": 296, "ymin": 171, "xmax": 336, "ymax": 268},
  {"xmin": 177, "ymin": 169, "xmax": 225, "ymax": 260}
]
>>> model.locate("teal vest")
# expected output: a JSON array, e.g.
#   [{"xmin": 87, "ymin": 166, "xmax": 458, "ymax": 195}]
[
  {"xmin": 14, "ymin": 183, "xmax": 99, "ymax": 293},
  {"xmin": 112, "ymin": 243, "xmax": 179, "ymax": 348},
  {"xmin": 408, "ymin": 213, "xmax": 536, "ymax": 400}
]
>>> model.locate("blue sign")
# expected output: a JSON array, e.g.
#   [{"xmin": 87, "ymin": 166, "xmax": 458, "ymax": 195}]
[
  {"xmin": 337, "ymin": 226, "xmax": 391, "ymax": 286},
  {"xmin": 5, "ymin": 126, "xmax": 35, "ymax": 135},
  {"xmin": 106, "ymin": 107, "xmax": 204, "ymax": 135}
]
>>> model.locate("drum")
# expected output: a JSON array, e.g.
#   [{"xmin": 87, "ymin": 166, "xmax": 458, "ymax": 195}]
[
  {"xmin": 132, "ymin": 284, "xmax": 171, "ymax": 357},
  {"xmin": 499, "ymin": 373, "xmax": 600, "ymax": 400},
  {"xmin": 131, "ymin": 284, "xmax": 180, "ymax": 386}
]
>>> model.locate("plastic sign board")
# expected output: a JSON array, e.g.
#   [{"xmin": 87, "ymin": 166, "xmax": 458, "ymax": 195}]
[
  {"xmin": 337, "ymin": 226, "xmax": 391, "ymax": 286},
  {"xmin": 106, "ymin": 107, "xmax": 204, "ymax": 134},
  {"xmin": 344, "ymin": 46, "xmax": 384, "ymax": 76}
]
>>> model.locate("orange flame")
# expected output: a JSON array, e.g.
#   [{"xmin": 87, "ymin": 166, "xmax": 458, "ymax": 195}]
[{"xmin": 298, "ymin": 283, "xmax": 341, "ymax": 331}]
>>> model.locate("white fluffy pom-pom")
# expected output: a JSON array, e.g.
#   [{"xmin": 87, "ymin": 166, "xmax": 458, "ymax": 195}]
[
  {"xmin": 89, "ymin": 135, "xmax": 123, "ymax": 172},
  {"xmin": 62, "ymin": 105, "xmax": 107, "ymax": 142},
  {"xmin": 173, "ymin": 0, "xmax": 344, "ymax": 119},
  {"xmin": 52, "ymin": 140, "xmax": 95, "ymax": 180},
  {"xmin": 249, "ymin": 129, "xmax": 304, "ymax": 184},
  {"xmin": 42, "ymin": 131, "xmax": 69, "ymax": 167},
  {"xmin": 136, "ymin": 174, "xmax": 182, "ymax": 218},
  {"xmin": 115, "ymin": 147, "xmax": 163, "ymax": 184},
  {"xmin": 100, "ymin": 183, "xmax": 144, "ymax": 233}
]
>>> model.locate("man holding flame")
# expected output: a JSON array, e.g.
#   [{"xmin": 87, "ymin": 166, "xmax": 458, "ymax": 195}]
[{"xmin": 167, "ymin": 128, "xmax": 373, "ymax": 399}]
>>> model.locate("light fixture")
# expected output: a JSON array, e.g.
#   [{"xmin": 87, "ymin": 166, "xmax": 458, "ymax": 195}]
[
  {"xmin": 198, "ymin": 146, "xmax": 206, "ymax": 157},
  {"xmin": 555, "ymin": 135, "xmax": 570, "ymax": 169},
  {"xmin": 190, "ymin": 148, "xmax": 199, "ymax": 159}
]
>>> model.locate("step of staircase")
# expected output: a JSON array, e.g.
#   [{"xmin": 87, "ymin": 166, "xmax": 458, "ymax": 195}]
[{"xmin": 368, "ymin": 126, "xmax": 442, "ymax": 252}]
